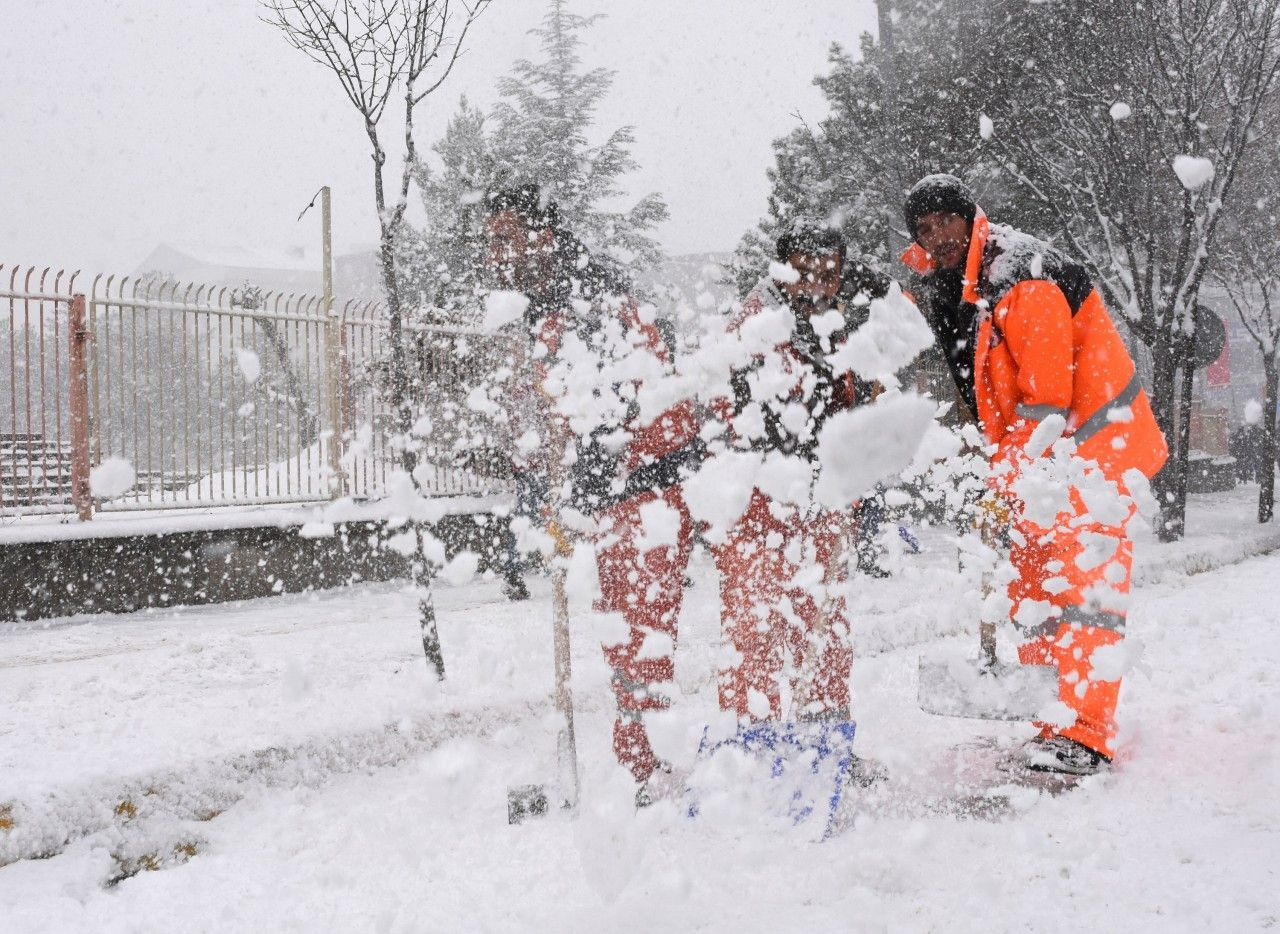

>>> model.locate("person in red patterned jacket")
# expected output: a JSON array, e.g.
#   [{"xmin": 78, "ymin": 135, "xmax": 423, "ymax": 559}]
[
  {"xmin": 708, "ymin": 221, "xmax": 887, "ymax": 785},
  {"xmin": 484, "ymin": 185, "xmax": 703, "ymax": 805}
]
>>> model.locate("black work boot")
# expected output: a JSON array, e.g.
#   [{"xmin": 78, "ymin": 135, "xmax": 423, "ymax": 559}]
[{"xmin": 1021, "ymin": 735, "xmax": 1110, "ymax": 775}]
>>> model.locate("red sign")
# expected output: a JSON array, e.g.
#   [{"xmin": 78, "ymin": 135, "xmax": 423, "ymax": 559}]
[{"xmin": 1207, "ymin": 327, "xmax": 1231, "ymax": 387}]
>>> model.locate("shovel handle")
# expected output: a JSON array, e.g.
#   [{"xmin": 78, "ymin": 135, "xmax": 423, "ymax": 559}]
[
  {"xmin": 976, "ymin": 504, "xmax": 1005, "ymax": 672},
  {"xmin": 979, "ymin": 619, "xmax": 997, "ymax": 669}
]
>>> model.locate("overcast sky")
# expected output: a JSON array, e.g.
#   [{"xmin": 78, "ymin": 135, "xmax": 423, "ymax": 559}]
[{"xmin": 3, "ymin": 0, "xmax": 880, "ymax": 275}]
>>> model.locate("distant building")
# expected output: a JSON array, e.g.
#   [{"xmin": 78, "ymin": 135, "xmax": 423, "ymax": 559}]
[
  {"xmin": 1200, "ymin": 286, "xmax": 1268, "ymax": 429},
  {"xmin": 134, "ymin": 243, "xmax": 381, "ymax": 300}
]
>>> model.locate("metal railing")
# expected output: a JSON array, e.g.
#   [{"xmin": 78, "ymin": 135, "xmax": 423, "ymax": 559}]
[
  {"xmin": 1, "ymin": 264, "xmax": 510, "ymax": 519},
  {"xmin": 0, "ymin": 268, "xmax": 81, "ymax": 515}
]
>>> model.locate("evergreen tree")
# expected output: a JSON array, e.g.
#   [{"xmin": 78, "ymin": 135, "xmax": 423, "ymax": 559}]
[
  {"xmin": 405, "ymin": 96, "xmax": 499, "ymax": 324},
  {"xmin": 728, "ymin": 40, "xmax": 895, "ymax": 296},
  {"xmin": 729, "ymin": 0, "xmax": 1039, "ymax": 294},
  {"xmin": 491, "ymin": 0, "xmax": 668, "ymax": 271},
  {"xmin": 408, "ymin": 0, "xmax": 668, "ymax": 316}
]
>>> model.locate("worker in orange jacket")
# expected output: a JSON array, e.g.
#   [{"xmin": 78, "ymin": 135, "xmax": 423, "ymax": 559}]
[{"xmin": 901, "ymin": 175, "xmax": 1168, "ymax": 774}]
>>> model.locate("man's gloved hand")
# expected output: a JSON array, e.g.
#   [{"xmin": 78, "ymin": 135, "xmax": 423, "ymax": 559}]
[
  {"xmin": 546, "ymin": 521, "xmax": 572, "ymax": 558},
  {"xmin": 975, "ymin": 494, "xmax": 1016, "ymax": 530}
]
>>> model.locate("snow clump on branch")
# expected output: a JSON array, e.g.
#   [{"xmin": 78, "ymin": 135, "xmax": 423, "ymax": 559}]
[
  {"xmin": 1172, "ymin": 155, "xmax": 1215, "ymax": 191},
  {"xmin": 234, "ymin": 348, "xmax": 260, "ymax": 384}
]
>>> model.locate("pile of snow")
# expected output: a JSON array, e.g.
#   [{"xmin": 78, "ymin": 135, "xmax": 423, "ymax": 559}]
[
  {"xmin": 4, "ymin": 517, "xmax": 1280, "ymax": 928},
  {"xmin": 185, "ymin": 438, "xmax": 335, "ymax": 501}
]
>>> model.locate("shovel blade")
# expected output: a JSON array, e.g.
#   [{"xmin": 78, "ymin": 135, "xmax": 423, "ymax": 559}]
[
  {"xmin": 688, "ymin": 719, "xmax": 858, "ymax": 841},
  {"xmin": 506, "ymin": 784, "xmax": 550, "ymax": 824},
  {"xmin": 917, "ymin": 651, "xmax": 1057, "ymax": 721}
]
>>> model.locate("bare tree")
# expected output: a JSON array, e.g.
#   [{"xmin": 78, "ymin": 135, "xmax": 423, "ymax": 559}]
[
  {"xmin": 983, "ymin": 0, "xmax": 1280, "ymax": 540},
  {"xmin": 263, "ymin": 0, "xmax": 491, "ymax": 678},
  {"xmin": 1216, "ymin": 160, "xmax": 1280, "ymax": 522}
]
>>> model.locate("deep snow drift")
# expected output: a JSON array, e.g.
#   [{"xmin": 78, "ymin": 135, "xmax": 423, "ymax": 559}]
[{"xmin": 1, "ymin": 490, "xmax": 1278, "ymax": 932}]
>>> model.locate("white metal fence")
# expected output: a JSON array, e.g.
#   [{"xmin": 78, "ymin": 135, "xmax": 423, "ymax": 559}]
[{"xmin": 0, "ymin": 264, "xmax": 509, "ymax": 518}]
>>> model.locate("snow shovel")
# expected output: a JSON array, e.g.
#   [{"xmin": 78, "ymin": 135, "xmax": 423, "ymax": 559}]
[
  {"xmin": 508, "ymin": 406, "xmax": 581, "ymax": 824},
  {"xmin": 507, "ymin": 527, "xmax": 580, "ymax": 823},
  {"xmin": 688, "ymin": 512, "xmax": 859, "ymax": 840},
  {"xmin": 916, "ymin": 520, "xmax": 1056, "ymax": 721}
]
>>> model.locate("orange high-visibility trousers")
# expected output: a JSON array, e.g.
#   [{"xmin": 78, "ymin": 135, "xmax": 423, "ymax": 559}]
[
  {"xmin": 714, "ymin": 489, "xmax": 853, "ymax": 721},
  {"xmin": 1012, "ymin": 487, "xmax": 1133, "ymax": 758},
  {"xmin": 596, "ymin": 485, "xmax": 694, "ymax": 783}
]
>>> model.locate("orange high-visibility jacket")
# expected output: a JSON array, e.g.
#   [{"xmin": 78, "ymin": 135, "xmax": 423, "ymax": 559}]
[{"xmin": 903, "ymin": 210, "xmax": 1168, "ymax": 481}]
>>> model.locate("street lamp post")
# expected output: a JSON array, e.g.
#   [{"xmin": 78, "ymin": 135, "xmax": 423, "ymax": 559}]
[{"xmin": 320, "ymin": 186, "xmax": 344, "ymax": 496}]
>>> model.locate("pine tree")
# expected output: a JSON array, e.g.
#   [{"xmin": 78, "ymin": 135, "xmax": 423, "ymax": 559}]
[
  {"xmin": 395, "ymin": 98, "xmax": 513, "ymax": 479},
  {"xmin": 729, "ymin": 0, "xmax": 1038, "ymax": 293},
  {"xmin": 491, "ymin": 0, "xmax": 668, "ymax": 271},
  {"xmin": 405, "ymin": 96, "xmax": 499, "ymax": 324},
  {"xmin": 728, "ymin": 41, "xmax": 893, "ymax": 296}
]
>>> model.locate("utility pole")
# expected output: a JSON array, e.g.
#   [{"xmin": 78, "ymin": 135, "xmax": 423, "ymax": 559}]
[
  {"xmin": 876, "ymin": 0, "xmax": 906, "ymax": 261},
  {"xmin": 321, "ymin": 186, "xmax": 345, "ymax": 496},
  {"xmin": 876, "ymin": 0, "xmax": 898, "ymax": 111},
  {"xmin": 878, "ymin": 0, "xmax": 940, "ymax": 400}
]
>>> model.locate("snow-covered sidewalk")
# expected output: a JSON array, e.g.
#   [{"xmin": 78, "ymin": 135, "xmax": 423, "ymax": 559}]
[{"xmin": 2, "ymin": 488, "xmax": 1279, "ymax": 931}]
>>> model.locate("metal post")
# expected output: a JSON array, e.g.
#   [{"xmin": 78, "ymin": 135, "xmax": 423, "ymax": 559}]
[
  {"xmin": 68, "ymin": 293, "xmax": 93, "ymax": 521},
  {"xmin": 876, "ymin": 0, "xmax": 907, "ymax": 262},
  {"xmin": 321, "ymin": 186, "xmax": 344, "ymax": 496}
]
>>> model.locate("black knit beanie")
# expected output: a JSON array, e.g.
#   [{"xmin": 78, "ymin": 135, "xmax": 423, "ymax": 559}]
[
  {"xmin": 903, "ymin": 174, "xmax": 977, "ymax": 238},
  {"xmin": 486, "ymin": 183, "xmax": 559, "ymax": 230}
]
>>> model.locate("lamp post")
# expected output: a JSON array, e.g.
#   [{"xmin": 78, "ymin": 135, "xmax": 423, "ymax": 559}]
[{"xmin": 321, "ymin": 186, "xmax": 345, "ymax": 496}]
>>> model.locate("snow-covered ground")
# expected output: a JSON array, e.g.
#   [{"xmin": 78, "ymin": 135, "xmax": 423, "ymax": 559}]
[{"xmin": 2, "ymin": 488, "xmax": 1279, "ymax": 931}]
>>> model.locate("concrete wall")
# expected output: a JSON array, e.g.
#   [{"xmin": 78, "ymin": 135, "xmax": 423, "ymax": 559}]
[{"xmin": 0, "ymin": 514, "xmax": 509, "ymax": 623}]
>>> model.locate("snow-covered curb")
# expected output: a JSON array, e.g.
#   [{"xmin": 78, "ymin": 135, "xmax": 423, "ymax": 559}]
[
  {"xmin": 1133, "ymin": 528, "xmax": 1280, "ymax": 585},
  {"xmin": 0, "ymin": 696, "xmax": 561, "ymax": 868},
  {"xmin": 0, "ymin": 495, "xmax": 511, "ymax": 546}
]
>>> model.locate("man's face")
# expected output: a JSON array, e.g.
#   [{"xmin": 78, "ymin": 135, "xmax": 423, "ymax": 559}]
[
  {"xmin": 486, "ymin": 210, "xmax": 554, "ymax": 290},
  {"xmin": 914, "ymin": 212, "xmax": 972, "ymax": 271},
  {"xmin": 779, "ymin": 250, "xmax": 843, "ymax": 312}
]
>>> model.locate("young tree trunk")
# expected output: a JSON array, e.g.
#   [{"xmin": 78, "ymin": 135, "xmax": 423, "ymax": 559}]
[
  {"xmin": 1150, "ymin": 329, "xmax": 1184, "ymax": 541},
  {"xmin": 1169, "ymin": 360, "xmax": 1196, "ymax": 540},
  {"xmin": 416, "ymin": 526, "xmax": 445, "ymax": 678},
  {"xmin": 257, "ymin": 318, "xmax": 319, "ymax": 447},
  {"xmin": 262, "ymin": 0, "xmax": 493, "ymax": 686},
  {"xmin": 377, "ymin": 180, "xmax": 443, "ymax": 681},
  {"xmin": 1261, "ymin": 356, "xmax": 1278, "ymax": 524},
  {"xmin": 380, "ymin": 230, "xmax": 416, "ymax": 467}
]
